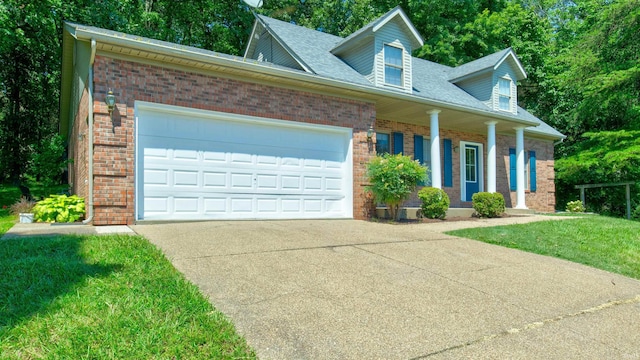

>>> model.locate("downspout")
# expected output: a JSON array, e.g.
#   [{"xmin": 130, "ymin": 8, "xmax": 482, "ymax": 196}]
[{"xmin": 83, "ymin": 38, "xmax": 96, "ymax": 224}]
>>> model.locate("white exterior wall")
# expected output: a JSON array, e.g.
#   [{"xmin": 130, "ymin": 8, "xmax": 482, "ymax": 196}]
[{"xmin": 373, "ymin": 19, "xmax": 413, "ymax": 93}]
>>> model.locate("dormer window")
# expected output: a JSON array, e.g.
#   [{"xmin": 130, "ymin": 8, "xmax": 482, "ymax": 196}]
[
  {"xmin": 498, "ymin": 78, "xmax": 511, "ymax": 111},
  {"xmin": 384, "ymin": 45, "xmax": 403, "ymax": 86}
]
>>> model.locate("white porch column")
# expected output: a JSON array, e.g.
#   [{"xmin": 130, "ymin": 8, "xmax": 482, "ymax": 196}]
[
  {"xmin": 486, "ymin": 121, "xmax": 498, "ymax": 193},
  {"xmin": 429, "ymin": 110, "xmax": 442, "ymax": 189},
  {"xmin": 515, "ymin": 126, "xmax": 527, "ymax": 209}
]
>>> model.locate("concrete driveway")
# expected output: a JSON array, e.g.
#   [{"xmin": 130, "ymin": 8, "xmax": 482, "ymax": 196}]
[{"xmin": 132, "ymin": 216, "xmax": 640, "ymax": 359}]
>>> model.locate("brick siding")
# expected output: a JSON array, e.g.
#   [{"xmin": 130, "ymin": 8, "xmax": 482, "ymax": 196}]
[
  {"xmin": 83, "ymin": 55, "xmax": 376, "ymax": 224},
  {"xmin": 374, "ymin": 119, "xmax": 556, "ymax": 212}
]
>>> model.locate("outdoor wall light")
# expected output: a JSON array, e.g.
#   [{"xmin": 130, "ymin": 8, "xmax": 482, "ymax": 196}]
[
  {"xmin": 366, "ymin": 125, "xmax": 374, "ymax": 143},
  {"xmin": 453, "ymin": 145, "xmax": 460, "ymax": 153},
  {"xmin": 105, "ymin": 89, "xmax": 116, "ymax": 116}
]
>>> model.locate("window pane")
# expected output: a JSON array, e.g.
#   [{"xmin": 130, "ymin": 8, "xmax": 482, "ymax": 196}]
[
  {"xmin": 499, "ymin": 78, "xmax": 511, "ymax": 96},
  {"xmin": 384, "ymin": 45, "xmax": 402, "ymax": 66},
  {"xmin": 375, "ymin": 133, "xmax": 390, "ymax": 154},
  {"xmin": 499, "ymin": 96, "xmax": 510, "ymax": 110},
  {"xmin": 465, "ymin": 148, "xmax": 476, "ymax": 182},
  {"xmin": 384, "ymin": 45, "xmax": 403, "ymax": 86},
  {"xmin": 385, "ymin": 66, "xmax": 402, "ymax": 86}
]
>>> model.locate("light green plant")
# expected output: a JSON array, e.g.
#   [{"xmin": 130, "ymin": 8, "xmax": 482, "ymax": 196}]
[
  {"xmin": 472, "ymin": 192, "xmax": 506, "ymax": 218},
  {"xmin": 566, "ymin": 200, "xmax": 586, "ymax": 213},
  {"xmin": 33, "ymin": 195, "xmax": 85, "ymax": 223},
  {"xmin": 418, "ymin": 187, "xmax": 450, "ymax": 219},
  {"xmin": 366, "ymin": 153, "xmax": 427, "ymax": 221}
]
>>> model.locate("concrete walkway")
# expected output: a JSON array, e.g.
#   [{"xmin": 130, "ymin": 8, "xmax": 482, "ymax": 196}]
[
  {"xmin": 132, "ymin": 216, "xmax": 640, "ymax": 359},
  {"xmin": 1, "ymin": 222, "xmax": 134, "ymax": 239}
]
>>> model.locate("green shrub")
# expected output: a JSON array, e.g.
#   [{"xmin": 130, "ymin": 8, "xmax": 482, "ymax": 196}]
[
  {"xmin": 566, "ymin": 200, "xmax": 586, "ymax": 213},
  {"xmin": 472, "ymin": 192, "xmax": 505, "ymax": 218},
  {"xmin": 366, "ymin": 153, "xmax": 427, "ymax": 220},
  {"xmin": 418, "ymin": 187, "xmax": 450, "ymax": 219},
  {"xmin": 633, "ymin": 205, "xmax": 640, "ymax": 221},
  {"xmin": 33, "ymin": 195, "xmax": 85, "ymax": 223},
  {"xmin": 9, "ymin": 196, "xmax": 36, "ymax": 215}
]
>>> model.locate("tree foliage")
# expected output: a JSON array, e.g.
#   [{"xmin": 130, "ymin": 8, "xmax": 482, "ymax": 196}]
[{"xmin": 555, "ymin": 130, "xmax": 640, "ymax": 216}]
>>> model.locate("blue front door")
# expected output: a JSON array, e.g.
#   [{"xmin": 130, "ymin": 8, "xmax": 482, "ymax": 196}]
[{"xmin": 464, "ymin": 145, "xmax": 479, "ymax": 201}]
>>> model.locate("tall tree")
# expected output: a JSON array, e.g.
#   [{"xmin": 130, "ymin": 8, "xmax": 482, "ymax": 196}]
[{"xmin": 0, "ymin": 0, "xmax": 62, "ymax": 183}]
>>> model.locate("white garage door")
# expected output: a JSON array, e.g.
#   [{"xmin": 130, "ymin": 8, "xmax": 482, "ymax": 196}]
[{"xmin": 135, "ymin": 102, "xmax": 353, "ymax": 220}]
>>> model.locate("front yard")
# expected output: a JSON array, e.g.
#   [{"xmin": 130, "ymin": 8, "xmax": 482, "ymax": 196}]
[
  {"xmin": 448, "ymin": 215, "xmax": 640, "ymax": 280},
  {"xmin": 0, "ymin": 217, "xmax": 256, "ymax": 359}
]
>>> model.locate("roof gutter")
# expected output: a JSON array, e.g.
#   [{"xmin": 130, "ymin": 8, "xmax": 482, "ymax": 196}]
[
  {"xmin": 82, "ymin": 38, "xmax": 96, "ymax": 224},
  {"xmin": 68, "ymin": 24, "xmax": 540, "ymax": 128}
]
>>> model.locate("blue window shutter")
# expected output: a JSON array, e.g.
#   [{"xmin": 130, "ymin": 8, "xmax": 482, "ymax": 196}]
[
  {"xmin": 393, "ymin": 132, "xmax": 403, "ymax": 155},
  {"xmin": 443, "ymin": 139, "xmax": 453, "ymax": 187},
  {"xmin": 509, "ymin": 148, "xmax": 516, "ymax": 191},
  {"xmin": 414, "ymin": 135, "xmax": 425, "ymax": 186},
  {"xmin": 529, "ymin": 150, "xmax": 537, "ymax": 192},
  {"xmin": 413, "ymin": 135, "xmax": 424, "ymax": 163}
]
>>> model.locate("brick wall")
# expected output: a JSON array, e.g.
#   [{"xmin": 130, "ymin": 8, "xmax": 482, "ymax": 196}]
[
  {"xmin": 88, "ymin": 56, "xmax": 376, "ymax": 224},
  {"xmin": 374, "ymin": 119, "xmax": 556, "ymax": 212},
  {"xmin": 497, "ymin": 136, "xmax": 556, "ymax": 212}
]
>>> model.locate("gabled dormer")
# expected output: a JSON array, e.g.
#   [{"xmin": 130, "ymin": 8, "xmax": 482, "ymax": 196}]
[
  {"xmin": 448, "ymin": 48, "xmax": 527, "ymax": 114},
  {"xmin": 331, "ymin": 6, "xmax": 423, "ymax": 93}
]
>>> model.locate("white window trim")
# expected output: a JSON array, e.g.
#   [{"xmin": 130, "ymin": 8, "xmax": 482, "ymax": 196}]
[
  {"xmin": 383, "ymin": 44, "xmax": 404, "ymax": 87},
  {"xmin": 459, "ymin": 141, "xmax": 484, "ymax": 202}
]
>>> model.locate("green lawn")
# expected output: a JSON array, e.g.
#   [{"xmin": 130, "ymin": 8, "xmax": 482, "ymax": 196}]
[
  {"xmin": 0, "ymin": 232, "xmax": 256, "ymax": 359},
  {"xmin": 0, "ymin": 209, "xmax": 15, "ymax": 235},
  {"xmin": 447, "ymin": 215, "xmax": 640, "ymax": 280}
]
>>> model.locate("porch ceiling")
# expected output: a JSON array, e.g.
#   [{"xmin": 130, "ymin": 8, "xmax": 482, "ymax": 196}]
[{"xmin": 375, "ymin": 96, "xmax": 530, "ymax": 136}]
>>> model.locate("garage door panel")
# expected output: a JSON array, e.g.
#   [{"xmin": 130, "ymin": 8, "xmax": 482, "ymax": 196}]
[
  {"xmin": 174, "ymin": 197, "xmax": 199, "ymax": 213},
  {"xmin": 203, "ymin": 198, "xmax": 226, "ymax": 213},
  {"xmin": 174, "ymin": 171, "xmax": 198, "ymax": 187},
  {"xmin": 203, "ymin": 172, "xmax": 227, "ymax": 188},
  {"xmin": 137, "ymin": 104, "xmax": 352, "ymax": 220}
]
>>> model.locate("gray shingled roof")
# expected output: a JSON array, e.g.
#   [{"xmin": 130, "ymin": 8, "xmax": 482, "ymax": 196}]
[
  {"xmin": 256, "ymin": 15, "xmax": 372, "ymax": 86},
  {"xmin": 254, "ymin": 16, "xmax": 563, "ymax": 139},
  {"xmin": 446, "ymin": 48, "xmax": 513, "ymax": 81}
]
